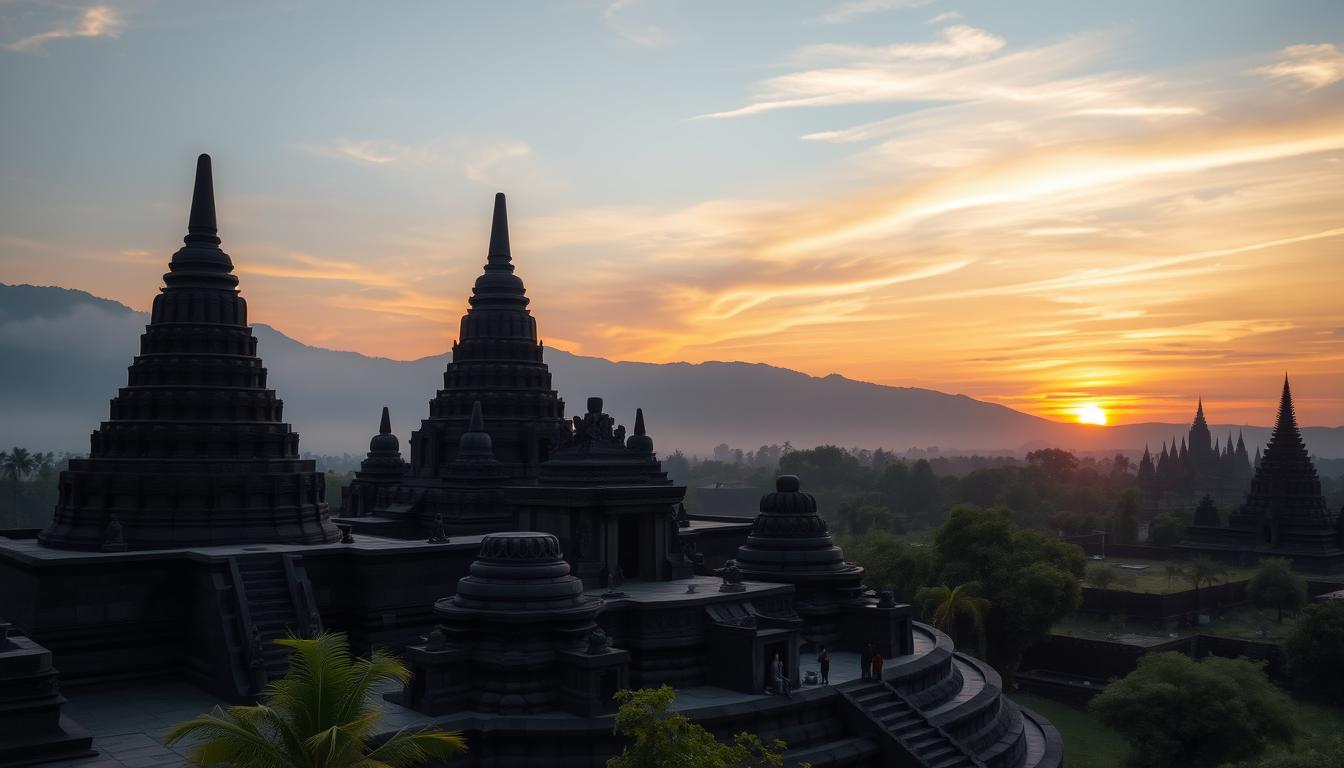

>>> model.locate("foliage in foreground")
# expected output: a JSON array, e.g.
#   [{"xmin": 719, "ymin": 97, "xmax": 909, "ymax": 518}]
[
  {"xmin": 165, "ymin": 632, "xmax": 465, "ymax": 767},
  {"xmin": 607, "ymin": 685, "xmax": 786, "ymax": 768},
  {"xmin": 1284, "ymin": 602, "xmax": 1344, "ymax": 703},
  {"xmin": 1089, "ymin": 652, "xmax": 1296, "ymax": 768}
]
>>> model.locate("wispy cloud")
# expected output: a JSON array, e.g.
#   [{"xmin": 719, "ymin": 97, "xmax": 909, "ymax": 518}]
[
  {"xmin": 604, "ymin": 0, "xmax": 671, "ymax": 48},
  {"xmin": 927, "ymin": 11, "xmax": 962, "ymax": 24},
  {"xmin": 296, "ymin": 137, "xmax": 532, "ymax": 183},
  {"xmin": 1254, "ymin": 43, "xmax": 1344, "ymax": 91},
  {"xmin": 5, "ymin": 4, "xmax": 125, "ymax": 53},
  {"xmin": 816, "ymin": 0, "xmax": 937, "ymax": 25}
]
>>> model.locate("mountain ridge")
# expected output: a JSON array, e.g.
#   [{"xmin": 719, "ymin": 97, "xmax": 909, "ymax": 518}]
[{"xmin": 3, "ymin": 282, "xmax": 1342, "ymax": 458}]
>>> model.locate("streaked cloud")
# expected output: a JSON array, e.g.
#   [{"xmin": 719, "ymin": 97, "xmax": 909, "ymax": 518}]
[
  {"xmin": 5, "ymin": 4, "xmax": 125, "ymax": 52},
  {"xmin": 296, "ymin": 137, "xmax": 532, "ymax": 183},
  {"xmin": 816, "ymin": 0, "xmax": 937, "ymax": 26},
  {"xmin": 1254, "ymin": 43, "xmax": 1344, "ymax": 91}
]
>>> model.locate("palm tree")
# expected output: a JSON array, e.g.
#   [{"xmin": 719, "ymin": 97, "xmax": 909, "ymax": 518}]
[
  {"xmin": 915, "ymin": 582, "xmax": 990, "ymax": 657},
  {"xmin": 2, "ymin": 447, "xmax": 36, "ymax": 519},
  {"xmin": 1164, "ymin": 563, "xmax": 1185, "ymax": 592},
  {"xmin": 165, "ymin": 632, "xmax": 465, "ymax": 767}
]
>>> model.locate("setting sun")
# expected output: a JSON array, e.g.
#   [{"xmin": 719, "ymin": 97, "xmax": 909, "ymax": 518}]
[{"xmin": 1075, "ymin": 403, "xmax": 1108, "ymax": 426}]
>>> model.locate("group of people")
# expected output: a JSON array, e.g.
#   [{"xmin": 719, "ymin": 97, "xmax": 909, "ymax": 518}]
[{"xmin": 770, "ymin": 642, "xmax": 886, "ymax": 697}]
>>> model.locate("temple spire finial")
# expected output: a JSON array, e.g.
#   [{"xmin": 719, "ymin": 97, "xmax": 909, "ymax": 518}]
[
  {"xmin": 469, "ymin": 400, "xmax": 485, "ymax": 433},
  {"xmin": 487, "ymin": 192, "xmax": 510, "ymax": 264},
  {"xmin": 185, "ymin": 153, "xmax": 220, "ymax": 247},
  {"xmin": 634, "ymin": 408, "xmax": 646, "ymax": 436},
  {"xmin": 379, "ymin": 406, "xmax": 392, "ymax": 435}
]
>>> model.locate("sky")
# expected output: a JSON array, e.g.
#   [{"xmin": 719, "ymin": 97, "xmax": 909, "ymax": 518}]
[{"xmin": 2, "ymin": 0, "xmax": 1343, "ymax": 427}]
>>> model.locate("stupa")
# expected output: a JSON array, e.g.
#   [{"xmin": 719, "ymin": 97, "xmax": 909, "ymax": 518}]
[
  {"xmin": 734, "ymin": 475, "xmax": 875, "ymax": 645},
  {"xmin": 342, "ymin": 407, "xmax": 407, "ymax": 516},
  {"xmin": 38, "ymin": 155, "xmax": 338, "ymax": 550}
]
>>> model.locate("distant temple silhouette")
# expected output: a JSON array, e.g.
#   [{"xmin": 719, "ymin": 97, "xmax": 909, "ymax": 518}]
[
  {"xmin": 1179, "ymin": 377, "xmax": 1344, "ymax": 570},
  {"xmin": 1135, "ymin": 398, "xmax": 1253, "ymax": 513}
]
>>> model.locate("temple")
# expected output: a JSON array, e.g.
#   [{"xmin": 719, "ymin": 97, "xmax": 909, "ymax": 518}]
[
  {"xmin": 0, "ymin": 158, "xmax": 1062, "ymax": 768},
  {"xmin": 1179, "ymin": 377, "xmax": 1344, "ymax": 571},
  {"xmin": 1135, "ymin": 398, "xmax": 1253, "ymax": 513},
  {"xmin": 38, "ymin": 155, "xmax": 339, "ymax": 551}
]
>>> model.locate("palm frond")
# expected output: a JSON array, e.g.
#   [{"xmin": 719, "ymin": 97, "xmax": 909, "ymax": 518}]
[{"xmin": 364, "ymin": 728, "xmax": 467, "ymax": 767}]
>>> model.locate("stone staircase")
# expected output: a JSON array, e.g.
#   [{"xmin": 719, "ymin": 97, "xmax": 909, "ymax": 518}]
[
  {"xmin": 843, "ymin": 680, "xmax": 982, "ymax": 768},
  {"xmin": 230, "ymin": 554, "xmax": 322, "ymax": 693},
  {"xmin": 834, "ymin": 622, "xmax": 1055, "ymax": 768}
]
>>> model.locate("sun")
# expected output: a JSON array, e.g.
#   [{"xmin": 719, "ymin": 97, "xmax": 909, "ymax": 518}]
[{"xmin": 1074, "ymin": 403, "xmax": 1108, "ymax": 425}]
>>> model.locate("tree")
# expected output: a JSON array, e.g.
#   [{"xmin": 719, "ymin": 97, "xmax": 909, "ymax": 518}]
[
  {"xmin": 1088, "ymin": 564, "xmax": 1118, "ymax": 590},
  {"xmin": 1025, "ymin": 448, "xmax": 1078, "ymax": 483},
  {"xmin": 2, "ymin": 446, "xmax": 36, "ymax": 518},
  {"xmin": 839, "ymin": 532, "xmax": 937, "ymax": 602},
  {"xmin": 933, "ymin": 505, "xmax": 1084, "ymax": 676},
  {"xmin": 165, "ymin": 633, "xmax": 465, "ymax": 767},
  {"xmin": 1230, "ymin": 740, "xmax": 1344, "ymax": 768},
  {"xmin": 1090, "ymin": 652, "xmax": 1296, "ymax": 768},
  {"xmin": 1148, "ymin": 512, "xmax": 1186, "ymax": 547},
  {"xmin": 1110, "ymin": 489, "xmax": 1141, "ymax": 545},
  {"xmin": 904, "ymin": 459, "xmax": 942, "ymax": 528},
  {"xmin": 607, "ymin": 685, "xmax": 785, "ymax": 768},
  {"xmin": 1283, "ymin": 602, "xmax": 1344, "ymax": 703},
  {"xmin": 1247, "ymin": 558, "xmax": 1307, "ymax": 623},
  {"xmin": 1164, "ymin": 562, "xmax": 1185, "ymax": 592},
  {"xmin": 1185, "ymin": 556, "xmax": 1223, "ymax": 611},
  {"xmin": 914, "ymin": 582, "xmax": 989, "ymax": 656}
]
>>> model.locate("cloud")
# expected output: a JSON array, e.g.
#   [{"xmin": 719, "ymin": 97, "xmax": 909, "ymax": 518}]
[
  {"xmin": 927, "ymin": 11, "xmax": 962, "ymax": 24},
  {"xmin": 5, "ymin": 5, "xmax": 125, "ymax": 53},
  {"xmin": 296, "ymin": 137, "xmax": 532, "ymax": 183},
  {"xmin": 816, "ymin": 0, "xmax": 937, "ymax": 25},
  {"xmin": 604, "ymin": 0, "xmax": 671, "ymax": 48},
  {"xmin": 1254, "ymin": 43, "xmax": 1344, "ymax": 91},
  {"xmin": 795, "ymin": 25, "xmax": 1005, "ymax": 63}
]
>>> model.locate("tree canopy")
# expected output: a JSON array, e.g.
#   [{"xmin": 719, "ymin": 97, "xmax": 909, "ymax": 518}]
[
  {"xmin": 1247, "ymin": 558, "xmax": 1308, "ymax": 624},
  {"xmin": 607, "ymin": 686, "xmax": 785, "ymax": 768},
  {"xmin": 1283, "ymin": 602, "xmax": 1344, "ymax": 703},
  {"xmin": 934, "ymin": 505, "xmax": 1084, "ymax": 672},
  {"xmin": 1090, "ymin": 652, "xmax": 1296, "ymax": 768}
]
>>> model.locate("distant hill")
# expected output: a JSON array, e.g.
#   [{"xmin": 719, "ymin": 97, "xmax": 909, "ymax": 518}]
[{"xmin": 3, "ymin": 283, "xmax": 1342, "ymax": 458}]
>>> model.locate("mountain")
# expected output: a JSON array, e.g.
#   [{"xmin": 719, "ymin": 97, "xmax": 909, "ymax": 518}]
[{"xmin": 3, "ymin": 283, "xmax": 1342, "ymax": 458}]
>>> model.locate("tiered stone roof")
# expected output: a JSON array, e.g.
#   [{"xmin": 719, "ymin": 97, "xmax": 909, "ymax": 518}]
[{"xmin": 39, "ymin": 155, "xmax": 337, "ymax": 550}]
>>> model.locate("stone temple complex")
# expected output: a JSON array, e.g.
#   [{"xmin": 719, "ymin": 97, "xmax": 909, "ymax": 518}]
[
  {"xmin": 0, "ymin": 155, "xmax": 1062, "ymax": 767},
  {"xmin": 1179, "ymin": 377, "xmax": 1344, "ymax": 571},
  {"xmin": 1134, "ymin": 398, "xmax": 1253, "ymax": 513}
]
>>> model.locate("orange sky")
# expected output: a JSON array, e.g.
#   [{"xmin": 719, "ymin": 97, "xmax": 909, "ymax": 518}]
[{"xmin": 2, "ymin": 4, "xmax": 1343, "ymax": 427}]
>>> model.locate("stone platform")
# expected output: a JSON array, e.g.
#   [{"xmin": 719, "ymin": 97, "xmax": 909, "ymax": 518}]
[{"xmin": 44, "ymin": 622, "xmax": 1059, "ymax": 768}]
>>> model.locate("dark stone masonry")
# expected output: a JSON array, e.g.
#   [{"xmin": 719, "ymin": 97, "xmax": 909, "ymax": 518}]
[{"xmin": 0, "ymin": 155, "xmax": 1062, "ymax": 767}]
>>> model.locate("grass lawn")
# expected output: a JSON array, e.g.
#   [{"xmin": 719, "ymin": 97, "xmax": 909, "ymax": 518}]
[
  {"xmin": 1084, "ymin": 556, "xmax": 1258, "ymax": 594},
  {"xmin": 1054, "ymin": 603, "xmax": 1303, "ymax": 642},
  {"xmin": 1009, "ymin": 693, "xmax": 1127, "ymax": 768}
]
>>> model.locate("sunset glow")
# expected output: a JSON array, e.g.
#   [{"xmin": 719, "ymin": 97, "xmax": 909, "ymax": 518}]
[
  {"xmin": 2, "ymin": 2, "xmax": 1343, "ymax": 426},
  {"xmin": 1074, "ymin": 404, "xmax": 1109, "ymax": 426}
]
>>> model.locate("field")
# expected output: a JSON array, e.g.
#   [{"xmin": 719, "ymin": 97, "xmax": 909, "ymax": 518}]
[
  {"xmin": 1009, "ymin": 693, "xmax": 1127, "ymax": 768},
  {"xmin": 1054, "ymin": 604, "xmax": 1302, "ymax": 642},
  {"xmin": 1084, "ymin": 556, "xmax": 1258, "ymax": 594}
]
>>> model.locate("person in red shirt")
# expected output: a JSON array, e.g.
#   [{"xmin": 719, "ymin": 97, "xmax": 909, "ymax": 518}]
[{"xmin": 871, "ymin": 648, "xmax": 885, "ymax": 680}]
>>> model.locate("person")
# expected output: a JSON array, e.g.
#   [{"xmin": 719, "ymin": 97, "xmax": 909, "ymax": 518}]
[
  {"xmin": 817, "ymin": 645, "xmax": 830, "ymax": 685},
  {"xmin": 861, "ymin": 642, "xmax": 873, "ymax": 680},
  {"xmin": 772, "ymin": 653, "xmax": 790, "ymax": 698},
  {"xmin": 871, "ymin": 648, "xmax": 885, "ymax": 680}
]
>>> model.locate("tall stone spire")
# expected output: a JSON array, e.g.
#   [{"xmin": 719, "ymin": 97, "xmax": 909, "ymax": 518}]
[
  {"xmin": 488, "ymin": 191, "xmax": 510, "ymax": 263},
  {"xmin": 380, "ymin": 405, "xmax": 392, "ymax": 435},
  {"xmin": 1263, "ymin": 376, "xmax": 1312, "ymax": 468},
  {"xmin": 626, "ymin": 408, "xmax": 653, "ymax": 455},
  {"xmin": 40, "ymin": 154, "xmax": 337, "ymax": 550},
  {"xmin": 410, "ymin": 192, "xmax": 564, "ymax": 485}
]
